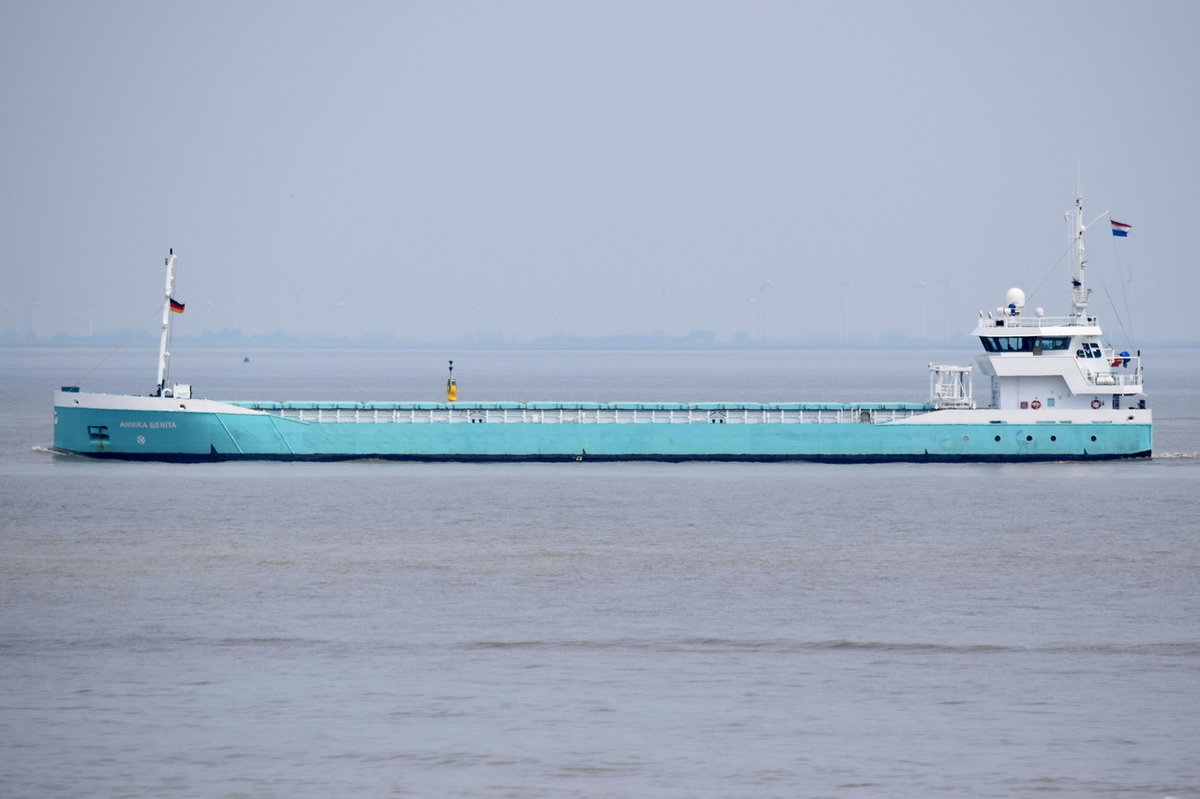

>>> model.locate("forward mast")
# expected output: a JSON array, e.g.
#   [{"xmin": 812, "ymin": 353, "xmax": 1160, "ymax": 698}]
[{"xmin": 155, "ymin": 249, "xmax": 179, "ymax": 397}]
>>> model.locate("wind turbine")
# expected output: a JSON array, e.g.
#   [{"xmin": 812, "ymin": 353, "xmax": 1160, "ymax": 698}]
[
  {"xmin": 912, "ymin": 279, "xmax": 952, "ymax": 340},
  {"xmin": 655, "ymin": 286, "xmax": 672, "ymax": 337},
  {"xmin": 746, "ymin": 281, "xmax": 785, "ymax": 340},
  {"xmin": 656, "ymin": 285, "xmax": 699, "ymax": 338},
  {"xmin": 912, "ymin": 282, "xmax": 934, "ymax": 340},
  {"xmin": 496, "ymin": 302, "xmax": 509, "ymax": 342},
  {"xmin": 828, "ymin": 269, "xmax": 854, "ymax": 342},
  {"xmin": 380, "ymin": 283, "xmax": 409, "ymax": 342},
  {"xmin": 288, "ymin": 281, "xmax": 312, "ymax": 338},
  {"xmin": 745, "ymin": 295, "xmax": 758, "ymax": 340},
  {"xmin": 71, "ymin": 309, "xmax": 95, "ymax": 337},
  {"xmin": 333, "ymin": 301, "xmax": 348, "ymax": 339}
]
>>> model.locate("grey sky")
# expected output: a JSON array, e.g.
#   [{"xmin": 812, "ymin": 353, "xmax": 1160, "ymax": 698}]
[{"xmin": 2, "ymin": 1, "xmax": 1197, "ymax": 343}]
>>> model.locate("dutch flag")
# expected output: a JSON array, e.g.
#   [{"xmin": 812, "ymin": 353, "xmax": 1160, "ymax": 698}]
[{"xmin": 1110, "ymin": 219, "xmax": 1132, "ymax": 237}]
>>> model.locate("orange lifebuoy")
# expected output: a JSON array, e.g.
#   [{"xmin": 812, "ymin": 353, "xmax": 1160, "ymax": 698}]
[
  {"xmin": 1091, "ymin": 399, "xmax": 1103, "ymax": 409},
  {"xmin": 1030, "ymin": 400, "xmax": 1041, "ymax": 410}
]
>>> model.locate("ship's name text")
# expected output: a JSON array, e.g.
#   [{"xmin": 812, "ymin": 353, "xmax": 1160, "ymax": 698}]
[{"xmin": 120, "ymin": 421, "xmax": 177, "ymax": 429}]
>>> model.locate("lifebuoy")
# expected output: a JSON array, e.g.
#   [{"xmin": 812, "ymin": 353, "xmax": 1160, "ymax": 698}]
[
  {"xmin": 1090, "ymin": 399, "xmax": 1103, "ymax": 409},
  {"xmin": 1030, "ymin": 400, "xmax": 1041, "ymax": 410}
]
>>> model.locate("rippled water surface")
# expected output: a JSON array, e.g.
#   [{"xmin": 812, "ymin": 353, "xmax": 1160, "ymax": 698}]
[{"xmin": 2, "ymin": 347, "xmax": 1198, "ymax": 797}]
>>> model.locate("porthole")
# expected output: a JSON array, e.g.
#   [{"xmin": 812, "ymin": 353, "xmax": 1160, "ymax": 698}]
[
  {"xmin": 962, "ymin": 435, "xmax": 970, "ymax": 442},
  {"xmin": 1050, "ymin": 435, "xmax": 1057, "ymax": 442},
  {"xmin": 1090, "ymin": 435, "xmax": 1097, "ymax": 442},
  {"xmin": 1026, "ymin": 435, "xmax": 1033, "ymax": 441},
  {"xmin": 994, "ymin": 435, "xmax": 1001, "ymax": 442}
]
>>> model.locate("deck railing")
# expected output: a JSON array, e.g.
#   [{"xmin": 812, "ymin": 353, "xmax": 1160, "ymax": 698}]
[{"xmin": 231, "ymin": 401, "xmax": 933, "ymax": 426}]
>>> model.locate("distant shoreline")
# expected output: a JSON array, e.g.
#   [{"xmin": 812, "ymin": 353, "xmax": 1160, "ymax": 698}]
[{"xmin": 4, "ymin": 335, "xmax": 1197, "ymax": 351}]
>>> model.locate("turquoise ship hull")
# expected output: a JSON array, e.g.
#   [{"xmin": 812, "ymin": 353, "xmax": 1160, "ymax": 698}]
[{"xmin": 53, "ymin": 397, "xmax": 1152, "ymax": 463}]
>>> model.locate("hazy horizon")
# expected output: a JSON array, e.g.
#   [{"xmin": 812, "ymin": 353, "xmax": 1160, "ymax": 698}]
[{"xmin": 3, "ymin": 2, "xmax": 1197, "ymax": 346}]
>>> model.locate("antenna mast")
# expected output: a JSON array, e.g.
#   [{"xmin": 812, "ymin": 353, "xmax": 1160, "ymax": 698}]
[
  {"xmin": 1068, "ymin": 196, "xmax": 1091, "ymax": 317},
  {"xmin": 155, "ymin": 249, "xmax": 177, "ymax": 396}
]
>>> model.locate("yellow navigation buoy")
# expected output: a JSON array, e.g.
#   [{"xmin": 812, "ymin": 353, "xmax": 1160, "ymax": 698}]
[{"xmin": 447, "ymin": 360, "xmax": 457, "ymax": 402}]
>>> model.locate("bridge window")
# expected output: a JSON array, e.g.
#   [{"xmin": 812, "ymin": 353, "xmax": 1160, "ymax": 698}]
[{"xmin": 979, "ymin": 336, "xmax": 1069, "ymax": 353}]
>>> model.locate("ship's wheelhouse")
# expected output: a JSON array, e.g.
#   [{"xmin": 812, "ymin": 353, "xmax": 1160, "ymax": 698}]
[{"xmin": 978, "ymin": 335, "xmax": 1070, "ymax": 353}]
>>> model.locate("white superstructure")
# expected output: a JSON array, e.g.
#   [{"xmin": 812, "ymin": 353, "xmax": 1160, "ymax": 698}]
[{"xmin": 926, "ymin": 195, "xmax": 1142, "ymax": 419}]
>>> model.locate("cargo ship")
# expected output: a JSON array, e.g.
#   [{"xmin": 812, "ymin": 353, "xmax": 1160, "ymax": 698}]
[{"xmin": 52, "ymin": 196, "xmax": 1150, "ymax": 462}]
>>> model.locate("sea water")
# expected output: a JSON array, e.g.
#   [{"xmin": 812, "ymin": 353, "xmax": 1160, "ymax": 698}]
[{"xmin": 2, "ymin": 346, "xmax": 1198, "ymax": 798}]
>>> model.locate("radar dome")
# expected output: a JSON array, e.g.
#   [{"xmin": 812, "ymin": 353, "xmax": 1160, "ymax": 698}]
[{"xmin": 1004, "ymin": 287, "xmax": 1026, "ymax": 309}]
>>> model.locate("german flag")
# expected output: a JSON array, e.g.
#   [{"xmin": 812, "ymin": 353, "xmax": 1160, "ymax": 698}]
[{"xmin": 169, "ymin": 298, "xmax": 185, "ymax": 314}]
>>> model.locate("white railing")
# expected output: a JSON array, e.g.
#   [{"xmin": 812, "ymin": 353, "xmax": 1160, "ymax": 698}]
[
  {"xmin": 978, "ymin": 313, "xmax": 1096, "ymax": 329},
  {"xmin": 247, "ymin": 403, "xmax": 934, "ymax": 426},
  {"xmin": 1082, "ymin": 366, "xmax": 1143, "ymax": 388},
  {"xmin": 929, "ymin": 364, "xmax": 975, "ymax": 410}
]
